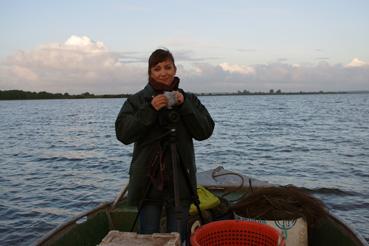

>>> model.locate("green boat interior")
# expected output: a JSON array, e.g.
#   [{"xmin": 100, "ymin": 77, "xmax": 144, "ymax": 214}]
[
  {"xmin": 37, "ymin": 168, "xmax": 368, "ymax": 246},
  {"xmin": 38, "ymin": 190, "xmax": 366, "ymax": 246}
]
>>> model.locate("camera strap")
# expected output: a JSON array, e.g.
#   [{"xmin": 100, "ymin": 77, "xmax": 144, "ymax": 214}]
[{"xmin": 148, "ymin": 144, "xmax": 169, "ymax": 191}]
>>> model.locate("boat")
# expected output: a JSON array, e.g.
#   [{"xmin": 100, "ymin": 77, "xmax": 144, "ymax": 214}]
[{"xmin": 36, "ymin": 166, "xmax": 368, "ymax": 246}]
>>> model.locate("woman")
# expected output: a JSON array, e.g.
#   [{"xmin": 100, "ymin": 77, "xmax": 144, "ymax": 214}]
[{"xmin": 115, "ymin": 48, "xmax": 214, "ymax": 242}]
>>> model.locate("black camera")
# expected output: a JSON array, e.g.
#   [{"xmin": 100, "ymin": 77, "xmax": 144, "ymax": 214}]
[
  {"xmin": 158, "ymin": 109, "xmax": 180, "ymax": 126},
  {"xmin": 167, "ymin": 110, "xmax": 180, "ymax": 123}
]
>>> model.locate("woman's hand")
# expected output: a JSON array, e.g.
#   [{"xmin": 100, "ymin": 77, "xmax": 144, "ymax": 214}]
[
  {"xmin": 175, "ymin": 91, "xmax": 184, "ymax": 105},
  {"xmin": 151, "ymin": 94, "xmax": 168, "ymax": 111}
]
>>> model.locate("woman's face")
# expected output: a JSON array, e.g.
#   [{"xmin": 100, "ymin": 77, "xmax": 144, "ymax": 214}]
[{"xmin": 150, "ymin": 59, "xmax": 176, "ymax": 85}]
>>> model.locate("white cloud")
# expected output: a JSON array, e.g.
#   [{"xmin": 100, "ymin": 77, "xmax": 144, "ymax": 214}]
[
  {"xmin": 0, "ymin": 36, "xmax": 369, "ymax": 93},
  {"xmin": 64, "ymin": 35, "xmax": 106, "ymax": 52},
  {"xmin": 11, "ymin": 65, "xmax": 39, "ymax": 81},
  {"xmin": 0, "ymin": 35, "xmax": 145, "ymax": 93},
  {"xmin": 345, "ymin": 58, "xmax": 368, "ymax": 68},
  {"xmin": 182, "ymin": 61, "xmax": 369, "ymax": 92},
  {"xmin": 219, "ymin": 63, "xmax": 255, "ymax": 75}
]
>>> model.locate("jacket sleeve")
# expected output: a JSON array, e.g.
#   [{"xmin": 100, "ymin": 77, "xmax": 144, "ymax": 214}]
[
  {"xmin": 178, "ymin": 93, "xmax": 214, "ymax": 141},
  {"xmin": 115, "ymin": 96, "xmax": 158, "ymax": 145}
]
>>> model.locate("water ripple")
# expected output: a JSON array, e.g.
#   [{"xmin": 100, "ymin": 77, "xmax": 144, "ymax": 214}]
[{"xmin": 1, "ymin": 95, "xmax": 369, "ymax": 245}]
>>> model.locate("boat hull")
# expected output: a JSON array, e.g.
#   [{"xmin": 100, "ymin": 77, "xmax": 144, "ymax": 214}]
[{"xmin": 36, "ymin": 168, "xmax": 368, "ymax": 246}]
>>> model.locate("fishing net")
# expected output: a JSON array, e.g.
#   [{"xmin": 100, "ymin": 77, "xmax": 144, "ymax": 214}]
[{"xmin": 231, "ymin": 185, "xmax": 328, "ymax": 227}]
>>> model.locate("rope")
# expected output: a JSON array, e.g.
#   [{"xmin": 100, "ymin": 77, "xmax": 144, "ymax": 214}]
[{"xmin": 211, "ymin": 169, "xmax": 247, "ymax": 202}]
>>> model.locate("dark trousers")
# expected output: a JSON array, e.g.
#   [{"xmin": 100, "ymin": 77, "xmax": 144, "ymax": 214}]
[{"xmin": 139, "ymin": 200, "xmax": 190, "ymax": 243}]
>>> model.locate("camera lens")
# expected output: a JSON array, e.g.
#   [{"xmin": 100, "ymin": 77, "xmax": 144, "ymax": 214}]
[{"xmin": 168, "ymin": 111, "xmax": 180, "ymax": 123}]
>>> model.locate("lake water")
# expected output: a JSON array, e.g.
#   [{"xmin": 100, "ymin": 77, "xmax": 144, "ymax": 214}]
[{"xmin": 1, "ymin": 94, "xmax": 368, "ymax": 245}]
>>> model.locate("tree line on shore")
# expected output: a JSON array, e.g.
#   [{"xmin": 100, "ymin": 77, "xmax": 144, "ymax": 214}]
[
  {"xmin": 0, "ymin": 90, "xmax": 129, "ymax": 100},
  {"xmin": 0, "ymin": 89, "xmax": 363, "ymax": 100}
]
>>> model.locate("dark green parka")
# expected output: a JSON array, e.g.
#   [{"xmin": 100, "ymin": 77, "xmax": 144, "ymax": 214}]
[{"xmin": 115, "ymin": 84, "xmax": 214, "ymax": 206}]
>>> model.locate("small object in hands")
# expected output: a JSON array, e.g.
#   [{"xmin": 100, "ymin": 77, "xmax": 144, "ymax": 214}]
[{"xmin": 163, "ymin": 91, "xmax": 177, "ymax": 109}]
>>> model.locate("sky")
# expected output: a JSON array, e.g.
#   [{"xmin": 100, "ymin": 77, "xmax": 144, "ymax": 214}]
[{"xmin": 0, "ymin": 0, "xmax": 369, "ymax": 94}]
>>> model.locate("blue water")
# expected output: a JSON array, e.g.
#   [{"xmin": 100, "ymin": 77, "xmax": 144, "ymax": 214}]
[{"xmin": 1, "ymin": 94, "xmax": 368, "ymax": 245}]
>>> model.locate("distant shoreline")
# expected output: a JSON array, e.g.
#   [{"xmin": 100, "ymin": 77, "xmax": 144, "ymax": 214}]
[
  {"xmin": 196, "ymin": 90, "xmax": 369, "ymax": 96},
  {"xmin": 1, "ymin": 89, "xmax": 368, "ymax": 100}
]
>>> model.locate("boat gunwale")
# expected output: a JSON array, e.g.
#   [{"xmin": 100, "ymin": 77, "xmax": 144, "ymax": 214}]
[
  {"xmin": 327, "ymin": 212, "xmax": 369, "ymax": 246},
  {"xmin": 35, "ymin": 182, "xmax": 369, "ymax": 246},
  {"xmin": 35, "ymin": 201, "xmax": 112, "ymax": 246}
]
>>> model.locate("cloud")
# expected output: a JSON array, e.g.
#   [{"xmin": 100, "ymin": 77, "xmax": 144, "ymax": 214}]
[
  {"xmin": 0, "ymin": 35, "xmax": 145, "ymax": 94},
  {"xmin": 219, "ymin": 63, "xmax": 255, "ymax": 75},
  {"xmin": 315, "ymin": 57, "xmax": 330, "ymax": 61},
  {"xmin": 237, "ymin": 48, "xmax": 257, "ymax": 52},
  {"xmin": 1, "ymin": 36, "xmax": 369, "ymax": 94},
  {"xmin": 345, "ymin": 58, "xmax": 368, "ymax": 68},
  {"xmin": 182, "ymin": 61, "xmax": 369, "ymax": 92},
  {"xmin": 11, "ymin": 65, "xmax": 39, "ymax": 81},
  {"xmin": 63, "ymin": 35, "xmax": 106, "ymax": 51}
]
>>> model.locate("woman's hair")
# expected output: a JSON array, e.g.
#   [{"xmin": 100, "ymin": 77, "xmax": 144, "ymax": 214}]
[{"xmin": 148, "ymin": 48, "xmax": 176, "ymax": 77}]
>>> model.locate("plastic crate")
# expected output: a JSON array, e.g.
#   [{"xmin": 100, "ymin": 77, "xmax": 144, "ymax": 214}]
[{"xmin": 99, "ymin": 230, "xmax": 180, "ymax": 246}]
